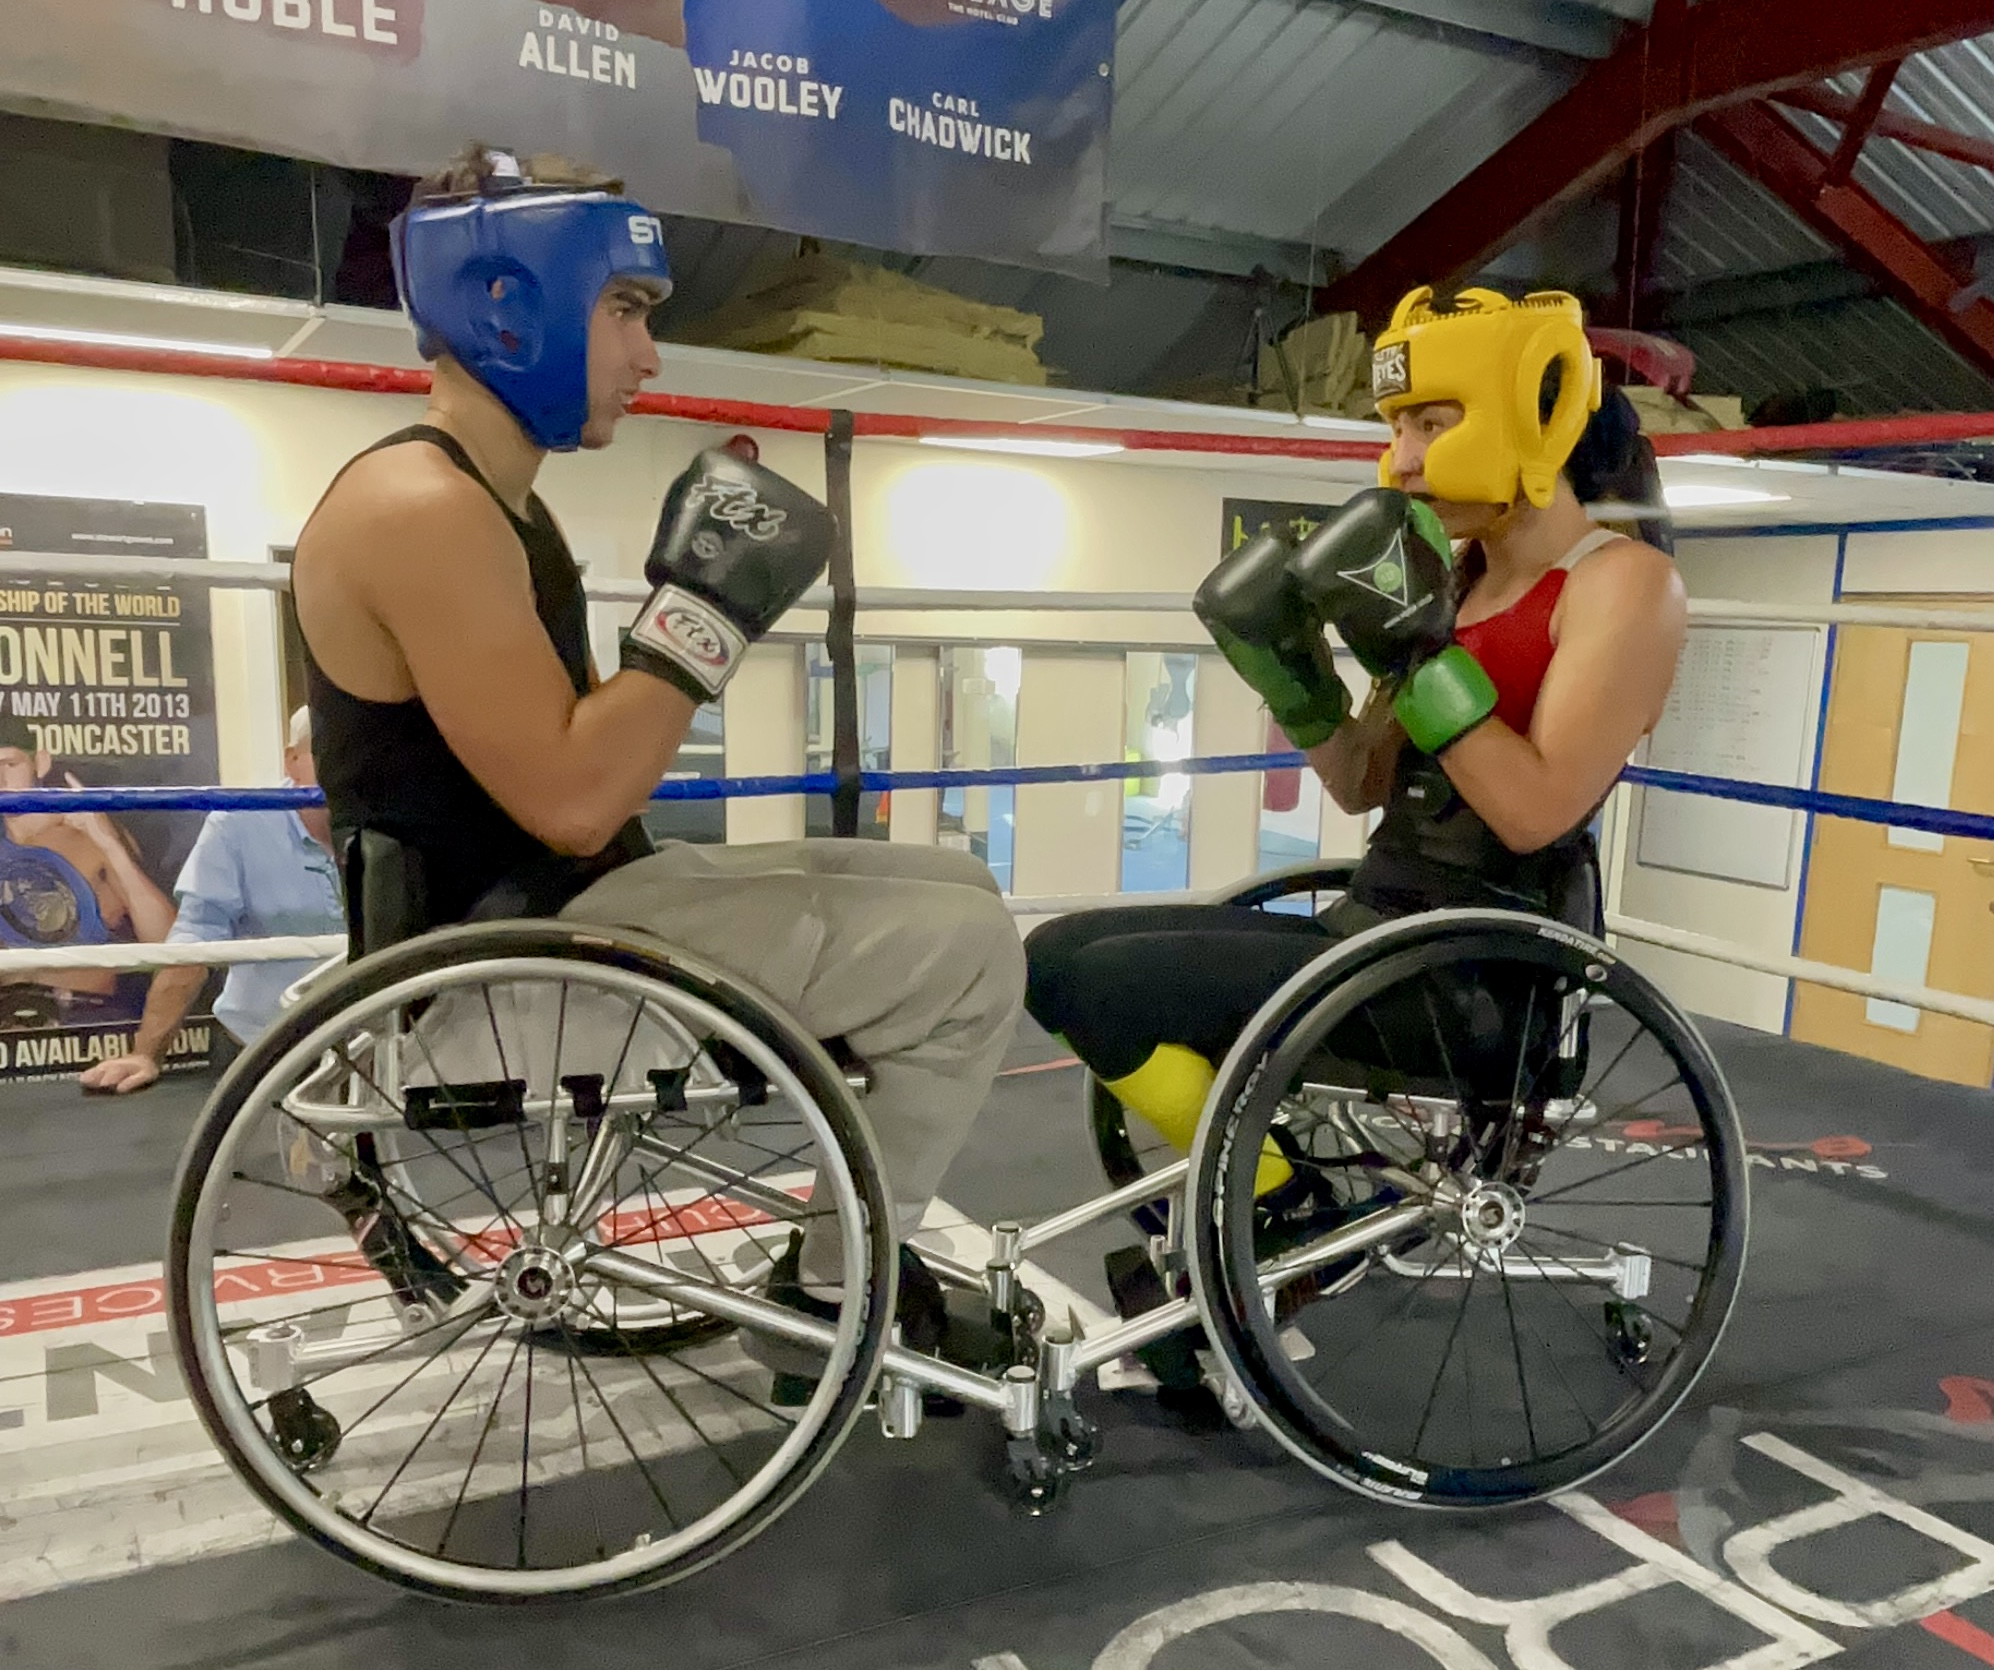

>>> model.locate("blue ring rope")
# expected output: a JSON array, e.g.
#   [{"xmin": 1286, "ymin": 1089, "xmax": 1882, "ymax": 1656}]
[{"xmin": 6, "ymin": 755, "xmax": 1990, "ymax": 843}]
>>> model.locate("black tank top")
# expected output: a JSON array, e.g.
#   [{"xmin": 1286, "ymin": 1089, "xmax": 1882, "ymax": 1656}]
[
  {"xmin": 1352, "ymin": 748, "xmax": 1600, "ymax": 931},
  {"xmin": 303, "ymin": 424, "xmax": 649, "ymax": 927}
]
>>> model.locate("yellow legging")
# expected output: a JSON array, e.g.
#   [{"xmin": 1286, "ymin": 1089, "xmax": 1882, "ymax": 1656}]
[{"xmin": 1105, "ymin": 1043, "xmax": 1292, "ymax": 1194}]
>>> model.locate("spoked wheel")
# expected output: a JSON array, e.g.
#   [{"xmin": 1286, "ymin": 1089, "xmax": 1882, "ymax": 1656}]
[
  {"xmin": 1188, "ymin": 910, "xmax": 1748, "ymax": 1508},
  {"xmin": 1088, "ymin": 862, "xmax": 1358, "ymax": 1240},
  {"xmin": 167, "ymin": 922, "xmax": 895, "ymax": 1603}
]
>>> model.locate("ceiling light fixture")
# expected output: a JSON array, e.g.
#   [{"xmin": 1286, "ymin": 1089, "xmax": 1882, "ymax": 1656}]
[
  {"xmin": 918, "ymin": 434, "xmax": 1125, "ymax": 459},
  {"xmin": 0, "ymin": 322, "xmax": 276, "ymax": 360},
  {"xmin": 1663, "ymin": 483, "xmax": 1792, "ymax": 509}
]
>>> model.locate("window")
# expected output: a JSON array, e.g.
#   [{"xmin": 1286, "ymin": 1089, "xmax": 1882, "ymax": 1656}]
[{"xmin": 940, "ymin": 646, "xmax": 1020, "ymax": 892}]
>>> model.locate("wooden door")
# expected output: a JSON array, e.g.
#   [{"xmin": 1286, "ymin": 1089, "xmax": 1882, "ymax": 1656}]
[{"xmin": 1791, "ymin": 603, "xmax": 1994, "ymax": 1085}]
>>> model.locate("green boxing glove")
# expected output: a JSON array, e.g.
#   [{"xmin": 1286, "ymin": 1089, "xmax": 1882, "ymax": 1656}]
[
  {"xmin": 1193, "ymin": 531, "xmax": 1350, "ymax": 749},
  {"xmin": 1394, "ymin": 643, "xmax": 1498, "ymax": 754}
]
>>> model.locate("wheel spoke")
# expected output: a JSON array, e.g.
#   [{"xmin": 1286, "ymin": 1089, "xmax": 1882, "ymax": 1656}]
[{"xmin": 1409, "ymin": 1236, "xmax": 1478, "ymax": 1457}]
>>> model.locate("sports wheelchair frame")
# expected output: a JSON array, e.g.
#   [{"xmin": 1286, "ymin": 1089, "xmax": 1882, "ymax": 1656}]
[{"xmin": 165, "ymin": 860, "xmax": 1747, "ymax": 1604}]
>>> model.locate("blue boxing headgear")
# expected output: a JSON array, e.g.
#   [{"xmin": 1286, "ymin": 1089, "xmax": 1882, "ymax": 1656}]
[{"xmin": 391, "ymin": 160, "xmax": 672, "ymax": 451}]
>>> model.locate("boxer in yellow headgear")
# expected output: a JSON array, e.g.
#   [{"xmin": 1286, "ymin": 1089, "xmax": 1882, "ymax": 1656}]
[{"xmin": 1371, "ymin": 286, "xmax": 1603, "ymax": 510}]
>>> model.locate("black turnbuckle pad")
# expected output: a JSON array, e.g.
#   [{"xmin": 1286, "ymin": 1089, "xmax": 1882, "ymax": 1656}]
[
  {"xmin": 647, "ymin": 1066, "xmax": 691, "ymax": 1114},
  {"xmin": 403, "ymin": 1079, "xmax": 527, "ymax": 1132}
]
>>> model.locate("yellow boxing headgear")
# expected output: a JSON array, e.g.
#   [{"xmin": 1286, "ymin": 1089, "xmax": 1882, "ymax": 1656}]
[{"xmin": 1371, "ymin": 286, "xmax": 1603, "ymax": 510}]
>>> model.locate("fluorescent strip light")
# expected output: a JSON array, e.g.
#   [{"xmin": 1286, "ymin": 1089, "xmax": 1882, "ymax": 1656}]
[
  {"xmin": 1584, "ymin": 499, "xmax": 1668, "ymax": 520},
  {"xmin": 1300, "ymin": 413, "xmax": 1388, "ymax": 435},
  {"xmin": 0, "ymin": 322, "xmax": 275, "ymax": 360},
  {"xmin": 919, "ymin": 435, "xmax": 1125, "ymax": 459},
  {"xmin": 1663, "ymin": 483, "xmax": 1792, "ymax": 509}
]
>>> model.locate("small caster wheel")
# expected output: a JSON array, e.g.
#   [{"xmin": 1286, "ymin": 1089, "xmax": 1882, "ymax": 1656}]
[
  {"xmin": 269, "ymin": 1386, "xmax": 342, "ymax": 1474},
  {"xmin": 1605, "ymin": 1300, "xmax": 1652, "ymax": 1367},
  {"xmin": 1006, "ymin": 1435, "xmax": 1061, "ymax": 1516}
]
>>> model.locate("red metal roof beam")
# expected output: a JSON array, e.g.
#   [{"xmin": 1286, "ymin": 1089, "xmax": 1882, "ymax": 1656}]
[
  {"xmin": 1318, "ymin": 0, "xmax": 1994, "ymax": 326},
  {"xmin": 1697, "ymin": 100, "xmax": 1994, "ymax": 376},
  {"xmin": 1822, "ymin": 60, "xmax": 1902, "ymax": 187},
  {"xmin": 1772, "ymin": 81, "xmax": 1994, "ymax": 175}
]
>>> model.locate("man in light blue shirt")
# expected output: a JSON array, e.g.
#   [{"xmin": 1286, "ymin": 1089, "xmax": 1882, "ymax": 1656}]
[{"xmin": 79, "ymin": 709, "xmax": 344, "ymax": 1093}]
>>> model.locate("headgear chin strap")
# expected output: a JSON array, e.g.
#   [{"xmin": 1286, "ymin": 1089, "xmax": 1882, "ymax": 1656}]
[
  {"xmin": 391, "ymin": 159, "xmax": 673, "ymax": 452},
  {"xmin": 1371, "ymin": 286, "xmax": 1602, "ymax": 511}
]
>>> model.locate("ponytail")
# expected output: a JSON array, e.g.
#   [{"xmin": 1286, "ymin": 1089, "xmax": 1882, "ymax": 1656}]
[{"xmin": 1566, "ymin": 387, "xmax": 1674, "ymax": 554}]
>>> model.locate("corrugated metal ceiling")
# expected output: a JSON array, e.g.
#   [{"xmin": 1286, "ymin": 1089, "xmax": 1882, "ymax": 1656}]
[
  {"xmin": 1648, "ymin": 132, "xmax": 1834, "ymax": 291},
  {"xmin": 1109, "ymin": 0, "xmax": 1581, "ymax": 268},
  {"xmin": 1680, "ymin": 295, "xmax": 1994, "ymax": 417},
  {"xmin": 1648, "ymin": 37, "xmax": 1994, "ymax": 293}
]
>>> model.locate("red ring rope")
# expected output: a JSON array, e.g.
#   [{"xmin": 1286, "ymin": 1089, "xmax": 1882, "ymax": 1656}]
[{"xmin": 3, "ymin": 333, "xmax": 1988, "ymax": 463}]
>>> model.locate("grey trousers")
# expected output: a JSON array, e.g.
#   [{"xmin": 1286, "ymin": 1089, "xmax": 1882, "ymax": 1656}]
[{"xmin": 560, "ymin": 838, "xmax": 1027, "ymax": 1244}]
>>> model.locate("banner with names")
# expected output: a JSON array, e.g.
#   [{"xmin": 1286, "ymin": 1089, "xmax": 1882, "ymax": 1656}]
[{"xmin": 2, "ymin": 0, "xmax": 1117, "ymax": 276}]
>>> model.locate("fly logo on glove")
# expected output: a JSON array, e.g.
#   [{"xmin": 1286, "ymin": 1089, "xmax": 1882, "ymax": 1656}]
[
  {"xmin": 628, "ymin": 586, "xmax": 748, "ymax": 698},
  {"xmin": 682, "ymin": 473, "xmax": 789, "ymax": 542},
  {"xmin": 622, "ymin": 447, "xmax": 835, "ymax": 705}
]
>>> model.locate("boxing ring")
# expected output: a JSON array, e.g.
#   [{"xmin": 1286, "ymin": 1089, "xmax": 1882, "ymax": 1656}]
[{"xmin": 5, "ymin": 343, "xmax": 1994, "ymax": 1666}]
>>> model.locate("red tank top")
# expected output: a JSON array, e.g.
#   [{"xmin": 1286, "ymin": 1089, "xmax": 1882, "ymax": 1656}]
[{"xmin": 1452, "ymin": 530, "xmax": 1620, "ymax": 736}]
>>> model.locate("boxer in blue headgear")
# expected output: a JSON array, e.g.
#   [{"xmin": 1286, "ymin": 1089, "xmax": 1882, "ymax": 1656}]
[
  {"xmin": 392, "ymin": 147, "xmax": 675, "ymax": 452},
  {"xmin": 291, "ymin": 146, "xmax": 1026, "ymax": 1399}
]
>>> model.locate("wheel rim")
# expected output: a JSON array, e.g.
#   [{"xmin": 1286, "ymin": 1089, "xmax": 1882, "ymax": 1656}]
[
  {"xmin": 176, "ymin": 949, "xmax": 885, "ymax": 1599},
  {"xmin": 1195, "ymin": 918, "xmax": 1747, "ymax": 1506}
]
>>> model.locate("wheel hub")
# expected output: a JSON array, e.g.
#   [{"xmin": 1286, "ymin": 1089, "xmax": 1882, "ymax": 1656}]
[
  {"xmin": 1457, "ymin": 1180, "xmax": 1525, "ymax": 1254},
  {"xmin": 494, "ymin": 1245, "xmax": 578, "ymax": 1323}
]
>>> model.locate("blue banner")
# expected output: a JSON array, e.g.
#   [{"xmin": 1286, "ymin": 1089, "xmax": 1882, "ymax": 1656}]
[
  {"xmin": 2, "ymin": 0, "xmax": 1117, "ymax": 278},
  {"xmin": 681, "ymin": 0, "xmax": 1115, "ymax": 270}
]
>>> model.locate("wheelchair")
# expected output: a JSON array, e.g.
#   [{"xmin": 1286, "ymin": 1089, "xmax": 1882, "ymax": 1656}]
[{"xmin": 165, "ymin": 843, "xmax": 1748, "ymax": 1604}]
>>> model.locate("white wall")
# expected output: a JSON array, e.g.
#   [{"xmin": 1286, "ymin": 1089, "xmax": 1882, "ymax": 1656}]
[
  {"xmin": 1841, "ymin": 524, "xmax": 1994, "ymax": 595},
  {"xmin": 1613, "ymin": 533, "xmax": 1839, "ymax": 1031}
]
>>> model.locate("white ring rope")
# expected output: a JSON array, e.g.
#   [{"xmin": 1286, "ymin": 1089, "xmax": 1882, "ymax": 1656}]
[
  {"xmin": 4, "ymin": 549, "xmax": 1990, "ymax": 634},
  {"xmin": 1602, "ymin": 914, "xmax": 1994, "ymax": 1029},
  {"xmin": 6, "ymin": 908, "xmax": 1982, "ymax": 1028},
  {"xmin": 0, "ymin": 935, "xmax": 345, "ymax": 974}
]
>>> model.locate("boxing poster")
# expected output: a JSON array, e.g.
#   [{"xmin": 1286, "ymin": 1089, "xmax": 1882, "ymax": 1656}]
[
  {"xmin": 0, "ymin": 496, "xmax": 219, "ymax": 1081},
  {"xmin": 0, "ymin": 0, "xmax": 1117, "ymax": 277}
]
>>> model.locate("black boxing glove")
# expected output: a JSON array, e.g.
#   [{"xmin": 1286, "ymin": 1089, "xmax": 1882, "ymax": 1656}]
[
  {"xmin": 621, "ymin": 448, "xmax": 836, "ymax": 702},
  {"xmin": 1288, "ymin": 488, "xmax": 1497, "ymax": 754},
  {"xmin": 1285, "ymin": 489, "xmax": 1457, "ymax": 681},
  {"xmin": 1192, "ymin": 532, "xmax": 1350, "ymax": 749}
]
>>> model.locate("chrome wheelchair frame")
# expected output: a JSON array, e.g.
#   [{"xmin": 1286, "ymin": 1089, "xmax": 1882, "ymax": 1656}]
[{"xmin": 166, "ymin": 864, "xmax": 1749, "ymax": 1604}]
